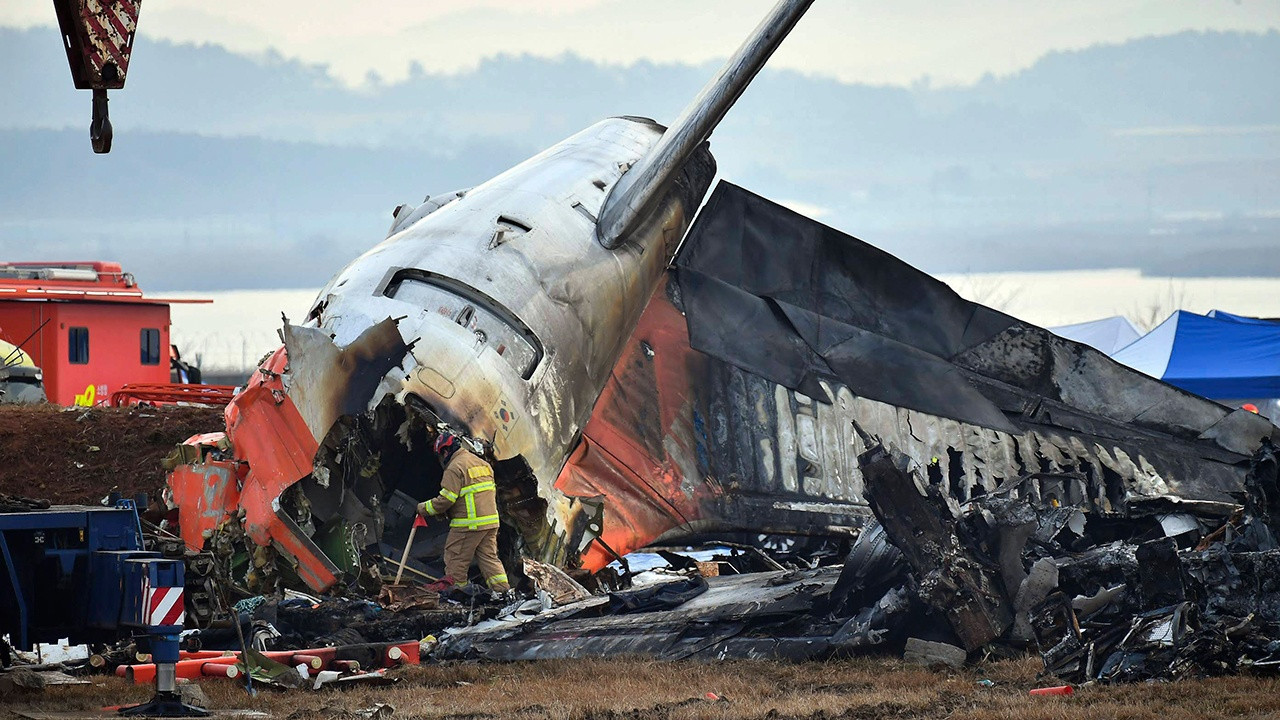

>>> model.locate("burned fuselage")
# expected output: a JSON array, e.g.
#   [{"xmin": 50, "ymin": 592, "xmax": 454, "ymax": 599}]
[
  {"xmin": 167, "ymin": 180, "xmax": 1276, "ymax": 598},
  {"xmin": 164, "ymin": 0, "xmax": 1276, "ymax": 598},
  {"xmin": 166, "ymin": 0, "xmax": 825, "ymax": 594},
  {"xmin": 552, "ymin": 183, "xmax": 1276, "ymax": 572},
  {"xmin": 295, "ymin": 117, "xmax": 716, "ymax": 568},
  {"xmin": 167, "ymin": 117, "xmax": 715, "ymax": 593}
]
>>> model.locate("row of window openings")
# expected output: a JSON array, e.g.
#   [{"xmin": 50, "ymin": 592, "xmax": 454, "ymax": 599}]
[{"xmin": 68, "ymin": 327, "xmax": 162, "ymax": 365}]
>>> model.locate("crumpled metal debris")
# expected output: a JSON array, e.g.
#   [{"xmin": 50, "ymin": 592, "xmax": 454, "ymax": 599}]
[
  {"xmin": 0, "ymin": 494, "xmax": 51, "ymax": 513},
  {"xmin": 189, "ymin": 596, "xmax": 473, "ymax": 653},
  {"xmin": 433, "ymin": 568, "xmax": 842, "ymax": 662},
  {"xmin": 847, "ymin": 428, "xmax": 1280, "ymax": 683},
  {"xmin": 522, "ymin": 558, "xmax": 590, "ymax": 606}
]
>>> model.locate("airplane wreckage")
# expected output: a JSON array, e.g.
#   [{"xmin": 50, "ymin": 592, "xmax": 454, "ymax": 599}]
[{"xmin": 159, "ymin": 0, "xmax": 1280, "ymax": 679}]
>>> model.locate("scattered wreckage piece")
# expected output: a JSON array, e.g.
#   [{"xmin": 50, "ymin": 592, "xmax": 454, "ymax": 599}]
[
  {"xmin": 434, "ymin": 568, "xmax": 845, "ymax": 662},
  {"xmin": 902, "ymin": 638, "xmax": 967, "ymax": 670},
  {"xmin": 116, "ymin": 642, "xmax": 420, "ymax": 688},
  {"xmin": 858, "ymin": 441, "xmax": 1011, "ymax": 651},
  {"xmin": 521, "ymin": 558, "xmax": 591, "ymax": 605},
  {"xmin": 0, "ymin": 668, "xmax": 91, "ymax": 693},
  {"xmin": 186, "ymin": 595, "xmax": 471, "ymax": 656}
]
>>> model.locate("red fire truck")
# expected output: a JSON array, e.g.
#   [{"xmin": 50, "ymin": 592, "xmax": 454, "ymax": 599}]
[{"xmin": 0, "ymin": 262, "xmax": 209, "ymax": 406}]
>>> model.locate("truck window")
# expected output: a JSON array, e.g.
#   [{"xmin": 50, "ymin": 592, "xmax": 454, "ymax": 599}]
[
  {"xmin": 141, "ymin": 328, "xmax": 161, "ymax": 365},
  {"xmin": 69, "ymin": 326, "xmax": 89, "ymax": 364},
  {"xmin": 384, "ymin": 270, "xmax": 543, "ymax": 380}
]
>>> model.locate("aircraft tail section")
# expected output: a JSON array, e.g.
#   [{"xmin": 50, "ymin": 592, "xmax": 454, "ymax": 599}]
[{"xmin": 596, "ymin": 0, "xmax": 814, "ymax": 250}]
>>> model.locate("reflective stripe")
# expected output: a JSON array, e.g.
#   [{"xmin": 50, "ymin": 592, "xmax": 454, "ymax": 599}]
[
  {"xmin": 439, "ymin": 488, "xmax": 458, "ymax": 502},
  {"xmin": 420, "ymin": 502, "xmax": 436, "ymax": 516},
  {"xmin": 446, "ymin": 463, "xmax": 498, "ymax": 529},
  {"xmin": 450, "ymin": 514, "xmax": 500, "ymax": 529},
  {"xmin": 487, "ymin": 574, "xmax": 508, "ymax": 587}
]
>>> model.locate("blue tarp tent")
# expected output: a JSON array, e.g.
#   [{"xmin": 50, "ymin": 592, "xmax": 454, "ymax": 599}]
[
  {"xmin": 1050, "ymin": 316, "xmax": 1142, "ymax": 355},
  {"xmin": 1207, "ymin": 309, "xmax": 1280, "ymax": 325},
  {"xmin": 1112, "ymin": 310, "xmax": 1280, "ymax": 398}
]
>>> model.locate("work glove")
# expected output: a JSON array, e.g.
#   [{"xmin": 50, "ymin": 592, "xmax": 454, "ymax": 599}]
[{"xmin": 416, "ymin": 501, "xmax": 431, "ymax": 519}]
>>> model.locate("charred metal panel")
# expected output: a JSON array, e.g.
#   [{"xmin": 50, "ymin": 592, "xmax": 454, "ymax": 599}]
[
  {"xmin": 282, "ymin": 318, "xmax": 411, "ymax": 444},
  {"xmin": 670, "ymin": 183, "xmax": 1269, "ymax": 509},
  {"xmin": 436, "ymin": 568, "xmax": 840, "ymax": 662},
  {"xmin": 167, "ymin": 445, "xmax": 240, "ymax": 553},
  {"xmin": 569, "ymin": 288, "xmax": 1257, "ymax": 570},
  {"xmin": 676, "ymin": 183, "xmax": 1275, "ymax": 453},
  {"xmin": 556, "ymin": 182, "xmax": 1273, "ymax": 568},
  {"xmin": 859, "ymin": 442, "xmax": 1012, "ymax": 650},
  {"xmin": 554, "ymin": 277, "xmax": 713, "ymax": 570}
]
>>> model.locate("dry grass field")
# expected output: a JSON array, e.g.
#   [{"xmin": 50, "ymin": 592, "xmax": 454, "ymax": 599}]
[{"xmin": 5, "ymin": 656, "xmax": 1280, "ymax": 720}]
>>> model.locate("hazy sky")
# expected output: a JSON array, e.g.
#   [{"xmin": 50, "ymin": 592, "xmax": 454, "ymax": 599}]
[{"xmin": 5, "ymin": 0, "xmax": 1278, "ymax": 86}]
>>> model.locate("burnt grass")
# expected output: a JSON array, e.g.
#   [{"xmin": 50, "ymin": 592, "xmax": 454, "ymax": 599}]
[
  {"xmin": 0, "ymin": 404, "xmax": 222, "ymax": 504},
  {"xmin": 6, "ymin": 657, "xmax": 1280, "ymax": 720}
]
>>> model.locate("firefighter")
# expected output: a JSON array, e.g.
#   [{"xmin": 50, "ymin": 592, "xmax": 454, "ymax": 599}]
[{"xmin": 417, "ymin": 430, "xmax": 511, "ymax": 593}]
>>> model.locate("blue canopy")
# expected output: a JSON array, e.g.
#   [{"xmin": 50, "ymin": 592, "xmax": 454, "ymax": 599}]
[
  {"xmin": 1112, "ymin": 310, "xmax": 1280, "ymax": 399},
  {"xmin": 1207, "ymin": 309, "xmax": 1280, "ymax": 325}
]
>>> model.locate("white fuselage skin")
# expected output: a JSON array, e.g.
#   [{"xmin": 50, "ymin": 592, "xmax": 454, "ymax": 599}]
[{"xmin": 303, "ymin": 118, "xmax": 699, "ymax": 526}]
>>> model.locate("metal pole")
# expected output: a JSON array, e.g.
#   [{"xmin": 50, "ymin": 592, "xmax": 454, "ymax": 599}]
[
  {"xmin": 155, "ymin": 662, "xmax": 177, "ymax": 695},
  {"xmin": 394, "ymin": 523, "xmax": 420, "ymax": 586}
]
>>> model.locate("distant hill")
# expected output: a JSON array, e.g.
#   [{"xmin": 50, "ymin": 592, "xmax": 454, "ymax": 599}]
[{"xmin": 1, "ymin": 27, "xmax": 1277, "ymax": 288}]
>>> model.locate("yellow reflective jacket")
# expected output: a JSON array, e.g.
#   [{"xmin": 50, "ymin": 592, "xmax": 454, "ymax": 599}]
[{"xmin": 419, "ymin": 449, "xmax": 499, "ymax": 531}]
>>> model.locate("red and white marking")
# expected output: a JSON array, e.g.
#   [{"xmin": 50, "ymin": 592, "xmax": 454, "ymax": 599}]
[
  {"xmin": 78, "ymin": 0, "xmax": 140, "ymax": 77},
  {"xmin": 145, "ymin": 586, "xmax": 185, "ymax": 627}
]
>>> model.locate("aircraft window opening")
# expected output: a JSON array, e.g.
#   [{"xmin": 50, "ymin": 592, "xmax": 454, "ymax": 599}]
[
  {"xmin": 497, "ymin": 216, "xmax": 531, "ymax": 233},
  {"xmin": 490, "ymin": 216, "xmax": 531, "ymax": 249},
  {"xmin": 384, "ymin": 269, "xmax": 544, "ymax": 380},
  {"xmin": 454, "ymin": 305, "xmax": 475, "ymax": 327}
]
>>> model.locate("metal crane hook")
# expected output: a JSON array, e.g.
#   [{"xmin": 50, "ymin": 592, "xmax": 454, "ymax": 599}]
[{"xmin": 90, "ymin": 88, "xmax": 112, "ymax": 154}]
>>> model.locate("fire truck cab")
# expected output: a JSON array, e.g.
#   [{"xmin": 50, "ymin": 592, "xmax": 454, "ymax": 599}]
[{"xmin": 0, "ymin": 262, "xmax": 206, "ymax": 406}]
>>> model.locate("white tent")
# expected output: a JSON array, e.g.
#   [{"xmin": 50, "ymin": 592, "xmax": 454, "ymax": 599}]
[{"xmin": 1049, "ymin": 316, "xmax": 1142, "ymax": 355}]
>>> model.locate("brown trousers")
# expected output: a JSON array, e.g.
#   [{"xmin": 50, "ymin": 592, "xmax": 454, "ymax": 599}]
[{"xmin": 443, "ymin": 527, "xmax": 510, "ymax": 591}]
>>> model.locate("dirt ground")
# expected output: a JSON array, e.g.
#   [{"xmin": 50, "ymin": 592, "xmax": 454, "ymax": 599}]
[
  {"xmin": 4, "ymin": 657, "xmax": 1280, "ymax": 720},
  {"xmin": 0, "ymin": 404, "xmax": 222, "ymax": 504}
]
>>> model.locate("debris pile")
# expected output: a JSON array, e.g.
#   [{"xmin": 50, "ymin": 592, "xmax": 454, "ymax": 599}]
[
  {"xmin": 188, "ymin": 594, "xmax": 472, "ymax": 654},
  {"xmin": 9, "ymin": 429, "xmax": 1280, "ymax": 693},
  {"xmin": 853, "ymin": 432, "xmax": 1280, "ymax": 683},
  {"xmin": 435, "ymin": 568, "xmax": 842, "ymax": 662},
  {"xmin": 1033, "ymin": 440, "xmax": 1280, "ymax": 682},
  {"xmin": 407, "ymin": 430, "xmax": 1280, "ymax": 683}
]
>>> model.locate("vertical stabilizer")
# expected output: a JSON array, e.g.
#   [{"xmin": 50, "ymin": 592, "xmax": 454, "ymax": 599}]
[{"xmin": 596, "ymin": 0, "xmax": 814, "ymax": 249}]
